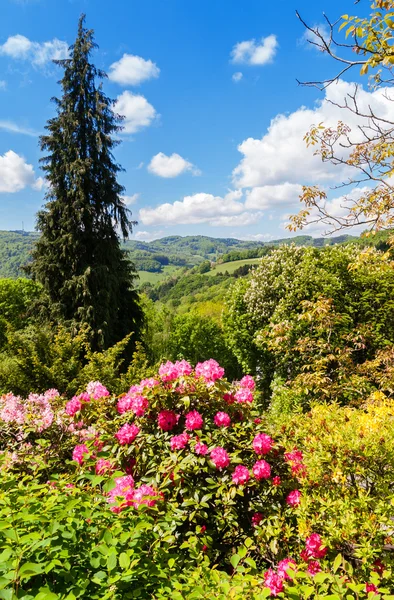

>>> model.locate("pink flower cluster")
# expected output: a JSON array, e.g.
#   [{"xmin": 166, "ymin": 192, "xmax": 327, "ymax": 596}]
[
  {"xmin": 211, "ymin": 447, "xmax": 230, "ymax": 469},
  {"xmin": 195, "ymin": 359, "xmax": 224, "ymax": 382},
  {"xmin": 253, "ymin": 433, "xmax": 273, "ymax": 455},
  {"xmin": 253, "ymin": 459, "xmax": 271, "ymax": 480},
  {"xmin": 286, "ymin": 490, "xmax": 301, "ymax": 507},
  {"xmin": 185, "ymin": 410, "xmax": 204, "ymax": 430},
  {"xmin": 115, "ymin": 423, "xmax": 140, "ymax": 445},
  {"xmin": 108, "ymin": 475, "xmax": 159, "ymax": 513},
  {"xmin": 86, "ymin": 381, "xmax": 110, "ymax": 399},
  {"xmin": 170, "ymin": 432, "xmax": 190, "ymax": 451},
  {"xmin": 214, "ymin": 411, "xmax": 231, "ymax": 427},
  {"xmin": 65, "ymin": 392, "xmax": 90, "ymax": 417},
  {"xmin": 195, "ymin": 441, "xmax": 209, "ymax": 455},
  {"xmin": 158, "ymin": 410, "xmax": 179, "ymax": 431},
  {"xmin": 284, "ymin": 448, "xmax": 307, "ymax": 477},
  {"xmin": 0, "ymin": 392, "xmax": 54, "ymax": 432},
  {"xmin": 72, "ymin": 444, "xmax": 89, "ymax": 465},
  {"xmin": 95, "ymin": 458, "xmax": 114, "ymax": 475},
  {"xmin": 117, "ymin": 393, "xmax": 149, "ymax": 417},
  {"xmin": 232, "ymin": 465, "xmax": 250, "ymax": 485},
  {"xmin": 234, "ymin": 388, "xmax": 253, "ymax": 404},
  {"xmin": 239, "ymin": 375, "xmax": 255, "ymax": 390},
  {"xmin": 263, "ymin": 558, "xmax": 296, "ymax": 596},
  {"xmin": 159, "ymin": 360, "xmax": 192, "ymax": 381},
  {"xmin": 302, "ymin": 533, "xmax": 327, "ymax": 560}
]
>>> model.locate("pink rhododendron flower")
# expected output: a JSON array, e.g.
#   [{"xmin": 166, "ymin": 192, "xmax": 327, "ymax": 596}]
[
  {"xmin": 285, "ymin": 448, "xmax": 307, "ymax": 477},
  {"xmin": 65, "ymin": 397, "xmax": 82, "ymax": 416},
  {"xmin": 252, "ymin": 459, "xmax": 271, "ymax": 480},
  {"xmin": 0, "ymin": 393, "xmax": 25, "ymax": 425},
  {"xmin": 117, "ymin": 395, "xmax": 133, "ymax": 414},
  {"xmin": 130, "ymin": 395, "xmax": 149, "ymax": 417},
  {"xmin": 170, "ymin": 432, "xmax": 190, "ymax": 451},
  {"xmin": 252, "ymin": 512, "xmax": 263, "ymax": 526},
  {"xmin": 263, "ymin": 569, "xmax": 284, "ymax": 596},
  {"xmin": 272, "ymin": 476, "xmax": 281, "ymax": 486},
  {"xmin": 115, "ymin": 423, "xmax": 140, "ymax": 445},
  {"xmin": 286, "ymin": 490, "xmax": 301, "ymax": 507},
  {"xmin": 277, "ymin": 558, "xmax": 297, "ymax": 581},
  {"xmin": 307, "ymin": 561, "xmax": 321, "ymax": 576},
  {"xmin": 239, "ymin": 375, "xmax": 255, "ymax": 390},
  {"xmin": 195, "ymin": 359, "xmax": 224, "ymax": 382},
  {"xmin": 108, "ymin": 475, "xmax": 135, "ymax": 512},
  {"xmin": 234, "ymin": 388, "xmax": 253, "ymax": 404},
  {"xmin": 131, "ymin": 484, "xmax": 159, "ymax": 508},
  {"xmin": 95, "ymin": 459, "xmax": 114, "ymax": 475},
  {"xmin": 140, "ymin": 378, "xmax": 159, "ymax": 389},
  {"xmin": 44, "ymin": 388, "xmax": 60, "ymax": 400},
  {"xmin": 214, "ymin": 411, "xmax": 231, "ymax": 427},
  {"xmin": 158, "ymin": 410, "xmax": 178, "ymax": 431},
  {"xmin": 72, "ymin": 444, "xmax": 89, "ymax": 465},
  {"xmin": 365, "ymin": 583, "xmax": 379, "ymax": 595},
  {"xmin": 232, "ymin": 465, "xmax": 250, "ymax": 485},
  {"xmin": 159, "ymin": 360, "xmax": 192, "ymax": 381},
  {"xmin": 253, "ymin": 433, "xmax": 273, "ymax": 455},
  {"xmin": 185, "ymin": 410, "xmax": 204, "ymax": 430},
  {"xmin": 211, "ymin": 447, "xmax": 230, "ymax": 469},
  {"xmin": 305, "ymin": 533, "xmax": 327, "ymax": 559},
  {"xmin": 254, "ymin": 417, "xmax": 262, "ymax": 424},
  {"xmin": 86, "ymin": 381, "xmax": 110, "ymax": 399},
  {"xmin": 195, "ymin": 442, "xmax": 209, "ymax": 455},
  {"xmin": 25, "ymin": 394, "xmax": 54, "ymax": 432}
]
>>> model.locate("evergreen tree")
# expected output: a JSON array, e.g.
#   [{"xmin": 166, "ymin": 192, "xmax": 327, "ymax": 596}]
[{"xmin": 29, "ymin": 15, "xmax": 142, "ymax": 349}]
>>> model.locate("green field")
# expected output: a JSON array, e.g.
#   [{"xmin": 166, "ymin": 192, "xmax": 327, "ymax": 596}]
[
  {"xmin": 205, "ymin": 258, "xmax": 262, "ymax": 276},
  {"xmin": 137, "ymin": 265, "xmax": 181, "ymax": 286}
]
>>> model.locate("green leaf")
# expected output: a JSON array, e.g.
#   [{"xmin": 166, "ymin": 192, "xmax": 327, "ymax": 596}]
[
  {"xmin": 119, "ymin": 553, "xmax": 130, "ymax": 569},
  {"xmin": 332, "ymin": 553, "xmax": 342, "ymax": 573},
  {"xmin": 230, "ymin": 554, "xmax": 241, "ymax": 569}
]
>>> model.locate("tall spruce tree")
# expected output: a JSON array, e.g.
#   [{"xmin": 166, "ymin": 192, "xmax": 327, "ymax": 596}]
[{"xmin": 30, "ymin": 15, "xmax": 142, "ymax": 349}]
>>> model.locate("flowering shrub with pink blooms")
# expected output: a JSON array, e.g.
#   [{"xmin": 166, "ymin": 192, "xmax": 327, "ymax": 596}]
[{"xmin": 2, "ymin": 362, "xmax": 394, "ymax": 597}]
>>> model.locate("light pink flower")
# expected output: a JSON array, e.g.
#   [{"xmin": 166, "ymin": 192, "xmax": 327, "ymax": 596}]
[
  {"xmin": 232, "ymin": 465, "xmax": 250, "ymax": 485},
  {"xmin": 239, "ymin": 375, "xmax": 255, "ymax": 390},
  {"xmin": 72, "ymin": 444, "xmax": 89, "ymax": 465},
  {"xmin": 195, "ymin": 359, "xmax": 224, "ymax": 382},
  {"xmin": 170, "ymin": 432, "xmax": 190, "ymax": 451},
  {"xmin": 234, "ymin": 388, "xmax": 253, "ymax": 404},
  {"xmin": 86, "ymin": 381, "xmax": 110, "ymax": 399},
  {"xmin": 115, "ymin": 423, "xmax": 140, "ymax": 445},
  {"xmin": 210, "ymin": 447, "xmax": 230, "ymax": 469},
  {"xmin": 158, "ymin": 409, "xmax": 178, "ymax": 431},
  {"xmin": 214, "ymin": 411, "xmax": 231, "ymax": 427},
  {"xmin": 0, "ymin": 393, "xmax": 25, "ymax": 424},
  {"xmin": 185, "ymin": 410, "xmax": 204, "ymax": 430},
  {"xmin": 140, "ymin": 378, "xmax": 159, "ymax": 389},
  {"xmin": 263, "ymin": 569, "xmax": 284, "ymax": 596},
  {"xmin": 159, "ymin": 360, "xmax": 192, "ymax": 381},
  {"xmin": 195, "ymin": 442, "xmax": 209, "ymax": 455},
  {"xmin": 130, "ymin": 394, "xmax": 149, "ymax": 417},
  {"xmin": 252, "ymin": 459, "xmax": 271, "ymax": 480},
  {"xmin": 277, "ymin": 558, "xmax": 297, "ymax": 581},
  {"xmin": 131, "ymin": 484, "xmax": 159, "ymax": 508},
  {"xmin": 108, "ymin": 475, "xmax": 135, "ymax": 511},
  {"xmin": 44, "ymin": 388, "xmax": 60, "ymax": 400},
  {"xmin": 95, "ymin": 459, "xmax": 114, "ymax": 475},
  {"xmin": 286, "ymin": 490, "xmax": 301, "ymax": 507},
  {"xmin": 253, "ymin": 433, "xmax": 273, "ymax": 455}
]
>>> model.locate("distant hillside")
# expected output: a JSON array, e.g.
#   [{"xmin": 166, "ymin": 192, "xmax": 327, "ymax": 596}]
[{"xmin": 0, "ymin": 229, "xmax": 382, "ymax": 279}]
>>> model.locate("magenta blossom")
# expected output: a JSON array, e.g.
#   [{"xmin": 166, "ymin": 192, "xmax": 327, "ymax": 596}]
[
  {"xmin": 170, "ymin": 432, "xmax": 190, "ymax": 451},
  {"xmin": 234, "ymin": 388, "xmax": 253, "ymax": 404},
  {"xmin": 214, "ymin": 411, "xmax": 231, "ymax": 427},
  {"xmin": 252, "ymin": 459, "xmax": 271, "ymax": 480},
  {"xmin": 239, "ymin": 375, "xmax": 255, "ymax": 390},
  {"xmin": 195, "ymin": 442, "xmax": 209, "ymax": 455},
  {"xmin": 195, "ymin": 359, "xmax": 224, "ymax": 382},
  {"xmin": 252, "ymin": 433, "xmax": 273, "ymax": 455},
  {"xmin": 158, "ymin": 409, "xmax": 178, "ymax": 431},
  {"xmin": 263, "ymin": 569, "xmax": 284, "ymax": 596},
  {"xmin": 286, "ymin": 490, "xmax": 301, "ymax": 507},
  {"xmin": 86, "ymin": 381, "xmax": 110, "ymax": 399},
  {"xmin": 232, "ymin": 465, "xmax": 250, "ymax": 485},
  {"xmin": 307, "ymin": 561, "xmax": 321, "ymax": 576},
  {"xmin": 305, "ymin": 533, "xmax": 327, "ymax": 559},
  {"xmin": 95, "ymin": 459, "xmax": 114, "ymax": 475},
  {"xmin": 277, "ymin": 558, "xmax": 297, "ymax": 581},
  {"xmin": 140, "ymin": 377, "xmax": 159, "ymax": 389},
  {"xmin": 130, "ymin": 395, "xmax": 149, "ymax": 417},
  {"xmin": 65, "ymin": 397, "xmax": 82, "ymax": 416},
  {"xmin": 132, "ymin": 484, "xmax": 159, "ymax": 508},
  {"xmin": 365, "ymin": 583, "xmax": 379, "ymax": 595},
  {"xmin": 159, "ymin": 360, "xmax": 192, "ymax": 381},
  {"xmin": 115, "ymin": 423, "xmax": 140, "ymax": 445},
  {"xmin": 211, "ymin": 447, "xmax": 230, "ymax": 469},
  {"xmin": 185, "ymin": 410, "xmax": 204, "ymax": 430},
  {"xmin": 72, "ymin": 444, "xmax": 89, "ymax": 465},
  {"xmin": 251, "ymin": 512, "xmax": 264, "ymax": 526},
  {"xmin": 107, "ymin": 475, "xmax": 135, "ymax": 512}
]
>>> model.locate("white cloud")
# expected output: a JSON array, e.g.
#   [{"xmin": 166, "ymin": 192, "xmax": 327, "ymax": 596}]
[
  {"xmin": 0, "ymin": 150, "xmax": 40, "ymax": 193},
  {"xmin": 245, "ymin": 183, "xmax": 303, "ymax": 210},
  {"xmin": 0, "ymin": 81, "xmax": 6, "ymax": 90},
  {"xmin": 231, "ymin": 34, "xmax": 278, "ymax": 65},
  {"xmin": 0, "ymin": 34, "xmax": 68, "ymax": 66},
  {"xmin": 238, "ymin": 233, "xmax": 275, "ymax": 241},
  {"xmin": 133, "ymin": 230, "xmax": 164, "ymax": 242},
  {"xmin": 122, "ymin": 193, "xmax": 139, "ymax": 205},
  {"xmin": 108, "ymin": 54, "xmax": 160, "ymax": 86},
  {"xmin": 115, "ymin": 91, "xmax": 157, "ymax": 134},
  {"xmin": 299, "ymin": 23, "xmax": 330, "ymax": 50},
  {"xmin": 232, "ymin": 72, "xmax": 243, "ymax": 83},
  {"xmin": 232, "ymin": 80, "xmax": 394, "ymax": 189},
  {"xmin": 139, "ymin": 190, "xmax": 248, "ymax": 226},
  {"xmin": 0, "ymin": 120, "xmax": 39, "ymax": 137},
  {"xmin": 147, "ymin": 152, "xmax": 201, "ymax": 178},
  {"xmin": 210, "ymin": 212, "xmax": 263, "ymax": 227}
]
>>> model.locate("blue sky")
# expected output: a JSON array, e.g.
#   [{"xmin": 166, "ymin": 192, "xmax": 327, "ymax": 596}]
[{"xmin": 0, "ymin": 0, "xmax": 384, "ymax": 241}]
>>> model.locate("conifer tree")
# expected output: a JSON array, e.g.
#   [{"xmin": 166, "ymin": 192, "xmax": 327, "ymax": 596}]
[{"xmin": 30, "ymin": 15, "xmax": 142, "ymax": 349}]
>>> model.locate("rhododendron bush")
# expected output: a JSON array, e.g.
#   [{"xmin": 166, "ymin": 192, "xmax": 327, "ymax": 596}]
[{"xmin": 1, "ymin": 361, "xmax": 394, "ymax": 598}]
